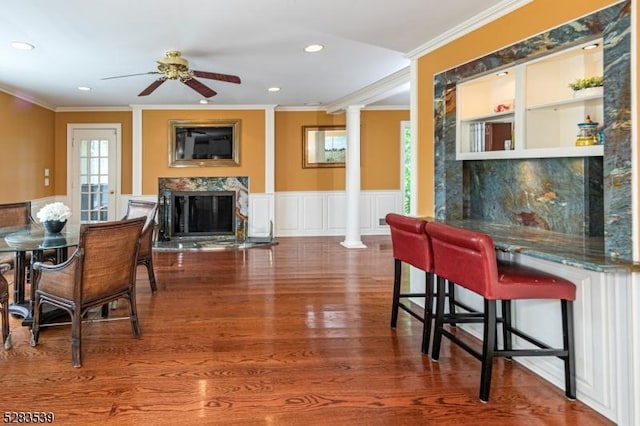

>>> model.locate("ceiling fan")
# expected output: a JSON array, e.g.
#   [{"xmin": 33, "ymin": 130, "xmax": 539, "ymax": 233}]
[{"xmin": 102, "ymin": 50, "xmax": 241, "ymax": 98}]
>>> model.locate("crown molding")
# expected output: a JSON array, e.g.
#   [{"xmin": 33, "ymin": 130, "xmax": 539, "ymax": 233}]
[
  {"xmin": 0, "ymin": 86, "xmax": 54, "ymax": 111},
  {"xmin": 362, "ymin": 105, "xmax": 410, "ymax": 111},
  {"xmin": 406, "ymin": 0, "xmax": 533, "ymax": 59},
  {"xmin": 274, "ymin": 106, "xmax": 328, "ymax": 112},
  {"xmin": 55, "ymin": 106, "xmax": 133, "ymax": 112},
  {"xmin": 324, "ymin": 67, "xmax": 410, "ymax": 114},
  {"xmin": 128, "ymin": 104, "xmax": 277, "ymax": 110}
]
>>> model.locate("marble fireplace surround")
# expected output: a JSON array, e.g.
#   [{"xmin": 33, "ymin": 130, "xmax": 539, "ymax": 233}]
[{"xmin": 158, "ymin": 176, "xmax": 249, "ymax": 241}]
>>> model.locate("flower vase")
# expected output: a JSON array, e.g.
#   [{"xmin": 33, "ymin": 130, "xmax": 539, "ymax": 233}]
[{"xmin": 43, "ymin": 220, "xmax": 67, "ymax": 234}]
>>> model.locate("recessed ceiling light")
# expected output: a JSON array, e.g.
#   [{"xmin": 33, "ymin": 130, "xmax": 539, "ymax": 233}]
[
  {"xmin": 304, "ymin": 44, "xmax": 324, "ymax": 53},
  {"xmin": 77, "ymin": 86, "xmax": 91, "ymax": 91},
  {"xmin": 268, "ymin": 87, "xmax": 281, "ymax": 92},
  {"xmin": 199, "ymin": 99, "xmax": 209, "ymax": 104},
  {"xmin": 496, "ymin": 71, "xmax": 509, "ymax": 77},
  {"xmin": 11, "ymin": 41, "xmax": 35, "ymax": 51},
  {"xmin": 583, "ymin": 43, "xmax": 599, "ymax": 50}
]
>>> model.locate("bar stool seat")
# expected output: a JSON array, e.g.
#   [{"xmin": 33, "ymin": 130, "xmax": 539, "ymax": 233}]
[{"xmin": 425, "ymin": 221, "xmax": 576, "ymax": 403}]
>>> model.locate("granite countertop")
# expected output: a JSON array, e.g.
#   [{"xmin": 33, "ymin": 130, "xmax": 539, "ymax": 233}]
[{"xmin": 437, "ymin": 219, "xmax": 640, "ymax": 273}]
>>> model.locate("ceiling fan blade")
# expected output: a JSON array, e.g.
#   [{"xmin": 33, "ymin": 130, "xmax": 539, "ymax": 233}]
[
  {"xmin": 183, "ymin": 78, "xmax": 217, "ymax": 98},
  {"xmin": 193, "ymin": 70, "xmax": 241, "ymax": 84},
  {"xmin": 102, "ymin": 71, "xmax": 161, "ymax": 80},
  {"xmin": 138, "ymin": 78, "xmax": 167, "ymax": 96}
]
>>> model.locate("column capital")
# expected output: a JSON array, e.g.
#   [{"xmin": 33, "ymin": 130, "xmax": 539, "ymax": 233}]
[{"xmin": 346, "ymin": 104, "xmax": 365, "ymax": 112}]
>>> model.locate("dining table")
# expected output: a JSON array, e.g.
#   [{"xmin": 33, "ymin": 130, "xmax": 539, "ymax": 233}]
[{"xmin": 0, "ymin": 222, "xmax": 80, "ymax": 322}]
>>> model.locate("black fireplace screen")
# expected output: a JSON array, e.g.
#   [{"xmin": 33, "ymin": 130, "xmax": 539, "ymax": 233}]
[{"xmin": 172, "ymin": 191, "xmax": 235, "ymax": 236}]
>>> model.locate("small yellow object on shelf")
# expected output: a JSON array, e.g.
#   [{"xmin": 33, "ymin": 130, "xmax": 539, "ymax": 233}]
[{"xmin": 575, "ymin": 115, "xmax": 599, "ymax": 146}]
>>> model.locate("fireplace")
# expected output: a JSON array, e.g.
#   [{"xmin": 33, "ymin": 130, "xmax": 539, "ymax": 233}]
[
  {"xmin": 172, "ymin": 191, "xmax": 235, "ymax": 236},
  {"xmin": 158, "ymin": 177, "xmax": 249, "ymax": 240}
]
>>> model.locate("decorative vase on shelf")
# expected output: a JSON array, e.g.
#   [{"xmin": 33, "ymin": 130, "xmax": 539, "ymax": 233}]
[
  {"xmin": 575, "ymin": 116, "xmax": 599, "ymax": 147},
  {"xmin": 43, "ymin": 220, "xmax": 67, "ymax": 234}
]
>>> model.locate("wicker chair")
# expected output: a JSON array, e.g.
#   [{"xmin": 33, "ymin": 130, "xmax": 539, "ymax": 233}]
[
  {"xmin": 0, "ymin": 263, "xmax": 11, "ymax": 349},
  {"xmin": 0, "ymin": 202, "xmax": 33, "ymax": 268},
  {"xmin": 30, "ymin": 217, "xmax": 146, "ymax": 367},
  {"xmin": 122, "ymin": 200, "xmax": 159, "ymax": 293}
]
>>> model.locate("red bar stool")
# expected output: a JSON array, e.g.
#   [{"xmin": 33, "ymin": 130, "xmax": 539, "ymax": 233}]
[
  {"xmin": 385, "ymin": 213, "xmax": 435, "ymax": 354},
  {"xmin": 425, "ymin": 222, "xmax": 576, "ymax": 402}
]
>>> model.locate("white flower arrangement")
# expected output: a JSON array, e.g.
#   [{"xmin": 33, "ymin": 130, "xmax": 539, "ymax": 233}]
[{"xmin": 36, "ymin": 202, "xmax": 72, "ymax": 223}]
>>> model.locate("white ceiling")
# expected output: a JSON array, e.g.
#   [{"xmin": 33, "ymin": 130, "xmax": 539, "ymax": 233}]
[{"xmin": 0, "ymin": 0, "xmax": 509, "ymax": 110}]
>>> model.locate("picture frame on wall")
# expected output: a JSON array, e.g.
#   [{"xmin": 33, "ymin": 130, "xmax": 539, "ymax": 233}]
[
  {"xmin": 168, "ymin": 119, "xmax": 241, "ymax": 167},
  {"xmin": 302, "ymin": 125, "xmax": 346, "ymax": 168}
]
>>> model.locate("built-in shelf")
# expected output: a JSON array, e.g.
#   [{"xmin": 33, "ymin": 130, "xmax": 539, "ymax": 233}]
[
  {"xmin": 456, "ymin": 144, "xmax": 603, "ymax": 160},
  {"xmin": 527, "ymin": 92, "xmax": 602, "ymax": 111},
  {"xmin": 456, "ymin": 39, "xmax": 604, "ymax": 160},
  {"xmin": 460, "ymin": 111, "xmax": 514, "ymax": 123}
]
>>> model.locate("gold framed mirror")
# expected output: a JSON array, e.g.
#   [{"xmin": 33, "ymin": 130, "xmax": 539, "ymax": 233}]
[
  {"xmin": 168, "ymin": 119, "xmax": 241, "ymax": 167},
  {"xmin": 302, "ymin": 125, "xmax": 346, "ymax": 168}
]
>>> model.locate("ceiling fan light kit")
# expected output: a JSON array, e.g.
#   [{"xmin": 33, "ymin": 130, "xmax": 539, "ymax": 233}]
[{"xmin": 102, "ymin": 50, "xmax": 241, "ymax": 99}]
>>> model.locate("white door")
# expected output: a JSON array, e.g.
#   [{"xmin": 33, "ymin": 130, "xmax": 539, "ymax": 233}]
[
  {"xmin": 68, "ymin": 125, "xmax": 121, "ymax": 224},
  {"xmin": 400, "ymin": 120, "xmax": 413, "ymax": 214}
]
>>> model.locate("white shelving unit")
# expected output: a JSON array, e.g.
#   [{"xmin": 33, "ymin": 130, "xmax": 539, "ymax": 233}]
[{"xmin": 456, "ymin": 39, "xmax": 604, "ymax": 160}]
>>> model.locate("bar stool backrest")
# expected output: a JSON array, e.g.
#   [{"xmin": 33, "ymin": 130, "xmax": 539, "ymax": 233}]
[
  {"xmin": 385, "ymin": 214, "xmax": 432, "ymax": 272},
  {"xmin": 425, "ymin": 222, "xmax": 500, "ymax": 299}
]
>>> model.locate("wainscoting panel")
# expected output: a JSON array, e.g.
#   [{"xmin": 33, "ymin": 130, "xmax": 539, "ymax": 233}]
[
  {"xmin": 275, "ymin": 194, "xmax": 301, "ymax": 231},
  {"xmin": 302, "ymin": 195, "xmax": 325, "ymax": 231},
  {"xmin": 275, "ymin": 190, "xmax": 402, "ymax": 237},
  {"xmin": 374, "ymin": 193, "xmax": 400, "ymax": 228},
  {"xmin": 326, "ymin": 195, "xmax": 347, "ymax": 231},
  {"xmin": 120, "ymin": 191, "xmax": 400, "ymax": 238},
  {"xmin": 249, "ymin": 193, "xmax": 274, "ymax": 237},
  {"xmin": 359, "ymin": 195, "xmax": 373, "ymax": 230}
]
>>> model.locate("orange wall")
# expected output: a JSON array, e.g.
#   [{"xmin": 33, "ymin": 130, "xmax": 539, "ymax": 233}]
[
  {"xmin": 416, "ymin": 0, "xmax": 619, "ymax": 216},
  {"xmin": 275, "ymin": 109, "xmax": 408, "ymax": 191},
  {"xmin": 361, "ymin": 110, "xmax": 409, "ymax": 190},
  {"xmin": 141, "ymin": 109, "xmax": 266, "ymax": 194},
  {"xmin": 1, "ymin": 102, "xmax": 403, "ymax": 203},
  {"xmin": 0, "ymin": 92, "xmax": 54, "ymax": 203},
  {"xmin": 54, "ymin": 111, "xmax": 133, "ymax": 194}
]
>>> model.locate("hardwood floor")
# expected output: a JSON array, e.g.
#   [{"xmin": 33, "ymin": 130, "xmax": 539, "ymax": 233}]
[{"xmin": 0, "ymin": 236, "xmax": 612, "ymax": 425}]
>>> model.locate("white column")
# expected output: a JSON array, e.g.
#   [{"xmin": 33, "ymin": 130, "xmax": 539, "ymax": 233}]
[
  {"xmin": 263, "ymin": 106, "xmax": 276, "ymax": 237},
  {"xmin": 131, "ymin": 106, "xmax": 143, "ymax": 196},
  {"xmin": 264, "ymin": 106, "xmax": 275, "ymax": 194},
  {"xmin": 341, "ymin": 105, "xmax": 367, "ymax": 249}
]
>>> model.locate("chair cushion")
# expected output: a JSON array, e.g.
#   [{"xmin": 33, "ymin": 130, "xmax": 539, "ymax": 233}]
[{"xmin": 496, "ymin": 260, "xmax": 576, "ymax": 301}]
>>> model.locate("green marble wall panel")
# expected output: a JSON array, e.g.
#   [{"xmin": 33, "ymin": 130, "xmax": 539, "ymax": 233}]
[{"xmin": 433, "ymin": 1, "xmax": 631, "ymax": 259}]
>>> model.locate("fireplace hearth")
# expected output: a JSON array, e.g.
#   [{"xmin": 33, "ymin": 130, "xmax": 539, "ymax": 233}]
[{"xmin": 158, "ymin": 177, "xmax": 248, "ymax": 241}]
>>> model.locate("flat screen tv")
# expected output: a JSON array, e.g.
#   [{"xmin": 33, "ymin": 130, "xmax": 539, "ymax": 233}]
[{"xmin": 168, "ymin": 119, "xmax": 241, "ymax": 167}]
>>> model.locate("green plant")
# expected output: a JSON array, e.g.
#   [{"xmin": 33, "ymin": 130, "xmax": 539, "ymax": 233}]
[{"xmin": 568, "ymin": 76, "xmax": 604, "ymax": 91}]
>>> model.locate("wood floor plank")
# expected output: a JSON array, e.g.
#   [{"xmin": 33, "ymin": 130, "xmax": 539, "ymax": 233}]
[{"xmin": 0, "ymin": 236, "xmax": 612, "ymax": 425}]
